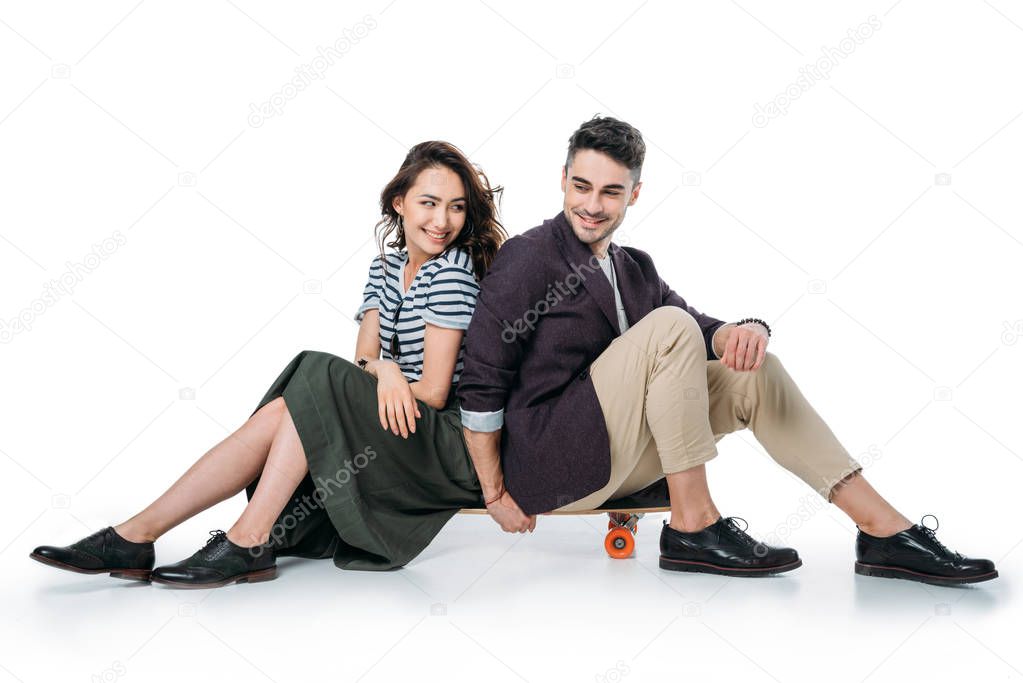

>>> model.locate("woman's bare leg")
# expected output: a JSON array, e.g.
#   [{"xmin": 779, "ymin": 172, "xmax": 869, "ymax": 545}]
[
  {"xmin": 113, "ymin": 397, "xmax": 288, "ymax": 543},
  {"xmin": 830, "ymin": 470, "xmax": 912, "ymax": 536},
  {"xmin": 226, "ymin": 401, "xmax": 308, "ymax": 547}
]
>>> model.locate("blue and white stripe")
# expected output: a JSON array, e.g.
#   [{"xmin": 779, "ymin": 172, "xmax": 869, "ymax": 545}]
[{"xmin": 355, "ymin": 246, "xmax": 480, "ymax": 383}]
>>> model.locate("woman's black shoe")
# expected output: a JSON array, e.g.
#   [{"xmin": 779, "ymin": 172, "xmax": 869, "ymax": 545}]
[
  {"xmin": 29, "ymin": 526, "xmax": 155, "ymax": 581},
  {"xmin": 659, "ymin": 516, "xmax": 802, "ymax": 576},
  {"xmin": 855, "ymin": 515, "xmax": 998, "ymax": 586},
  {"xmin": 150, "ymin": 530, "xmax": 277, "ymax": 589}
]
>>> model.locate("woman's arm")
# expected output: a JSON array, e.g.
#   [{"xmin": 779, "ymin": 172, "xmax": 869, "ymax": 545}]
[
  {"xmin": 355, "ymin": 308, "xmax": 421, "ymax": 437},
  {"xmin": 409, "ymin": 322, "xmax": 464, "ymax": 410},
  {"xmin": 355, "ymin": 310, "xmax": 461, "ymax": 409},
  {"xmin": 354, "ymin": 308, "xmax": 383, "ymax": 371}
]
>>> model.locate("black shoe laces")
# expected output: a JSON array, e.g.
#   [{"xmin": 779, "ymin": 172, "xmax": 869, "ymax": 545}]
[
  {"xmin": 722, "ymin": 516, "xmax": 758, "ymax": 546},
  {"xmin": 918, "ymin": 514, "xmax": 963, "ymax": 560},
  {"xmin": 203, "ymin": 529, "xmax": 227, "ymax": 549}
]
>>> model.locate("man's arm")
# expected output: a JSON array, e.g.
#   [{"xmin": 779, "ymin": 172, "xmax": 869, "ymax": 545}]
[
  {"xmin": 458, "ymin": 236, "xmax": 547, "ymax": 416},
  {"xmin": 457, "ymin": 237, "xmax": 546, "ymax": 532},
  {"xmin": 462, "ymin": 425, "xmax": 535, "ymax": 532}
]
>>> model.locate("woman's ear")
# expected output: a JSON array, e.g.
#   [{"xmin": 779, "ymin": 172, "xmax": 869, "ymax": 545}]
[{"xmin": 392, "ymin": 194, "xmax": 404, "ymax": 216}]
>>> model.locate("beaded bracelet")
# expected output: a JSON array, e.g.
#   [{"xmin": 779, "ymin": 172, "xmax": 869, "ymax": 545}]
[{"xmin": 736, "ymin": 317, "xmax": 772, "ymax": 338}]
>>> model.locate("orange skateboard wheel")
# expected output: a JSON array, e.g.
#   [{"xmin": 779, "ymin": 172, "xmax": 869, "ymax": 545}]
[{"xmin": 604, "ymin": 527, "xmax": 635, "ymax": 559}]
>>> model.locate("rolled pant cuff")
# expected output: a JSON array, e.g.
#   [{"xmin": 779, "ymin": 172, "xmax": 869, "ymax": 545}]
[
  {"xmin": 661, "ymin": 448, "xmax": 719, "ymax": 475},
  {"xmin": 820, "ymin": 463, "xmax": 864, "ymax": 504}
]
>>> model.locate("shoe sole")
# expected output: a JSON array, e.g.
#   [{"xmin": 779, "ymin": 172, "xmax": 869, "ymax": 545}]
[
  {"xmin": 659, "ymin": 556, "xmax": 802, "ymax": 576},
  {"xmin": 149, "ymin": 566, "xmax": 278, "ymax": 589},
  {"xmin": 29, "ymin": 552, "xmax": 152, "ymax": 581},
  {"xmin": 854, "ymin": 561, "xmax": 999, "ymax": 586}
]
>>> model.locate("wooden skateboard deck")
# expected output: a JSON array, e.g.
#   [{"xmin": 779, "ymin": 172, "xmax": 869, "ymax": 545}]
[
  {"xmin": 459, "ymin": 506, "xmax": 670, "ymax": 558},
  {"xmin": 459, "ymin": 506, "xmax": 669, "ymax": 515}
]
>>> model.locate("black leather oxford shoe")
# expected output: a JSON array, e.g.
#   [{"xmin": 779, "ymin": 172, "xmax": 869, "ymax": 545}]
[
  {"xmin": 150, "ymin": 530, "xmax": 277, "ymax": 589},
  {"xmin": 855, "ymin": 515, "xmax": 997, "ymax": 586},
  {"xmin": 659, "ymin": 516, "xmax": 802, "ymax": 576},
  {"xmin": 30, "ymin": 526, "xmax": 155, "ymax": 581}
]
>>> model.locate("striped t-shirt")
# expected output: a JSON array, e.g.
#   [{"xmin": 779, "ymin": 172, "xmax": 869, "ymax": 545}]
[{"xmin": 355, "ymin": 246, "xmax": 480, "ymax": 383}]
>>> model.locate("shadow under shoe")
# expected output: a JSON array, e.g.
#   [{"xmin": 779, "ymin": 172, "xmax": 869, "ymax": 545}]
[
  {"xmin": 29, "ymin": 526, "xmax": 155, "ymax": 581},
  {"xmin": 150, "ymin": 530, "xmax": 277, "ymax": 589},
  {"xmin": 855, "ymin": 515, "xmax": 997, "ymax": 587},
  {"xmin": 659, "ymin": 516, "xmax": 802, "ymax": 576}
]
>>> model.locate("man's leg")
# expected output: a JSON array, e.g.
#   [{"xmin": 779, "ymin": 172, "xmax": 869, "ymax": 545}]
[
  {"xmin": 555, "ymin": 305, "xmax": 720, "ymax": 519},
  {"xmin": 608, "ymin": 327, "xmax": 912, "ymax": 534},
  {"xmin": 561, "ymin": 305, "xmax": 901, "ymax": 531},
  {"xmin": 705, "ymin": 351, "xmax": 863, "ymax": 505},
  {"xmin": 712, "ymin": 350, "xmax": 996, "ymax": 584},
  {"xmin": 564, "ymin": 306, "xmax": 797, "ymax": 574}
]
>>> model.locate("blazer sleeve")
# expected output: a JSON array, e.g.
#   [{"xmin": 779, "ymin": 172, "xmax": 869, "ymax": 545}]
[
  {"xmin": 456, "ymin": 236, "xmax": 548, "ymax": 416},
  {"xmin": 659, "ymin": 278, "xmax": 727, "ymax": 361}
]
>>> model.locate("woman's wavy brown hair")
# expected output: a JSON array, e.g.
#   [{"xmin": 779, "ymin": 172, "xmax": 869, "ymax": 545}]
[{"xmin": 376, "ymin": 141, "xmax": 506, "ymax": 281}]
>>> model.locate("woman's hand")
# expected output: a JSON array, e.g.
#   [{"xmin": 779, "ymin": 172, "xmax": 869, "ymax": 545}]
[{"xmin": 375, "ymin": 360, "xmax": 422, "ymax": 438}]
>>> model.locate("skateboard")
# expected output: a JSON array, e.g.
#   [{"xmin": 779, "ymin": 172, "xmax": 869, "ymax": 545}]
[{"xmin": 460, "ymin": 506, "xmax": 670, "ymax": 559}]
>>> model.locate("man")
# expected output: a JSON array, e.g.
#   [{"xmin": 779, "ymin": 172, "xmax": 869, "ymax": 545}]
[{"xmin": 456, "ymin": 116, "xmax": 996, "ymax": 586}]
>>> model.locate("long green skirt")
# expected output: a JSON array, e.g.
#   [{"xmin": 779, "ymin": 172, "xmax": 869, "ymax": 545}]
[{"xmin": 243, "ymin": 350, "xmax": 485, "ymax": 571}]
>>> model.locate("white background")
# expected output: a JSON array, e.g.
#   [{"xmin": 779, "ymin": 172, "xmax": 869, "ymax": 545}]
[{"xmin": 1, "ymin": 1, "xmax": 1021, "ymax": 681}]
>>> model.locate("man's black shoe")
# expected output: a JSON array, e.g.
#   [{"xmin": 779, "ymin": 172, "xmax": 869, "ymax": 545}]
[
  {"xmin": 30, "ymin": 526, "xmax": 154, "ymax": 581},
  {"xmin": 659, "ymin": 516, "xmax": 801, "ymax": 576},
  {"xmin": 855, "ymin": 515, "xmax": 997, "ymax": 587},
  {"xmin": 150, "ymin": 530, "xmax": 277, "ymax": 589}
]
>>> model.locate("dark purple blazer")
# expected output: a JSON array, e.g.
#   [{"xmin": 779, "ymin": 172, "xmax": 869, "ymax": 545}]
[{"xmin": 456, "ymin": 211, "xmax": 726, "ymax": 515}]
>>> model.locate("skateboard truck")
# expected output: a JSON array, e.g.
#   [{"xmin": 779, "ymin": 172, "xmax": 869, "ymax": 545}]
[
  {"xmin": 461, "ymin": 505, "xmax": 668, "ymax": 559},
  {"xmin": 604, "ymin": 512, "xmax": 644, "ymax": 559}
]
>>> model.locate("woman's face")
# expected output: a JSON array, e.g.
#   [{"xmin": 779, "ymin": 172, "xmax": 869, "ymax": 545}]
[{"xmin": 393, "ymin": 166, "xmax": 467, "ymax": 260}]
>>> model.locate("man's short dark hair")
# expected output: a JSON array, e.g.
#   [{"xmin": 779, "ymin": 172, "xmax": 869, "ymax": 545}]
[{"xmin": 566, "ymin": 115, "xmax": 646, "ymax": 183}]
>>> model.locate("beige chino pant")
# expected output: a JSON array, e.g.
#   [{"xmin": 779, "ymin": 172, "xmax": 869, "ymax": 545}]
[{"xmin": 556, "ymin": 306, "xmax": 862, "ymax": 513}]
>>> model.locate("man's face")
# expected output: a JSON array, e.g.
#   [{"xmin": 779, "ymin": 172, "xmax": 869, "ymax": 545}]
[{"xmin": 561, "ymin": 149, "xmax": 642, "ymax": 255}]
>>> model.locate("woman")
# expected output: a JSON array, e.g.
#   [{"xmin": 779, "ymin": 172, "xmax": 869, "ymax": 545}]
[{"xmin": 30, "ymin": 141, "xmax": 506, "ymax": 587}]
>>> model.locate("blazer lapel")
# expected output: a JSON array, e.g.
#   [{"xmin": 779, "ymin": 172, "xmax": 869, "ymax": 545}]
[
  {"xmin": 609, "ymin": 242, "xmax": 650, "ymax": 330},
  {"xmin": 552, "ymin": 212, "xmax": 619, "ymax": 334}
]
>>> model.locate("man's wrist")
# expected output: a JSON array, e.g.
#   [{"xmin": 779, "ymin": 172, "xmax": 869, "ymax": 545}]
[
  {"xmin": 736, "ymin": 317, "xmax": 772, "ymax": 338},
  {"xmin": 741, "ymin": 322, "xmax": 770, "ymax": 338},
  {"xmin": 481, "ymin": 479, "xmax": 505, "ymax": 503}
]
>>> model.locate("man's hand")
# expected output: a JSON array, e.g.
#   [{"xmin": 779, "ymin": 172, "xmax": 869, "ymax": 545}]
[
  {"xmin": 485, "ymin": 485, "xmax": 536, "ymax": 533},
  {"xmin": 720, "ymin": 323, "xmax": 769, "ymax": 372},
  {"xmin": 461, "ymin": 427, "xmax": 535, "ymax": 533}
]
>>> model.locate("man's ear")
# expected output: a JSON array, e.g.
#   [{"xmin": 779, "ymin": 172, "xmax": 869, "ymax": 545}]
[
  {"xmin": 560, "ymin": 165, "xmax": 567, "ymax": 193},
  {"xmin": 628, "ymin": 180, "xmax": 643, "ymax": 206}
]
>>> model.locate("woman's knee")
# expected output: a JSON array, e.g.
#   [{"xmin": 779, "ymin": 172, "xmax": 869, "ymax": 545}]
[{"xmin": 264, "ymin": 396, "xmax": 288, "ymax": 420}]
